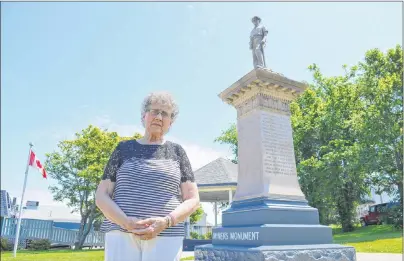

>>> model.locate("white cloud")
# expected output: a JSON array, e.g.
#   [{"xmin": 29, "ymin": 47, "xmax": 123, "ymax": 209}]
[
  {"xmin": 168, "ymin": 135, "xmax": 229, "ymax": 170},
  {"xmin": 92, "ymin": 115, "xmax": 144, "ymax": 137}
]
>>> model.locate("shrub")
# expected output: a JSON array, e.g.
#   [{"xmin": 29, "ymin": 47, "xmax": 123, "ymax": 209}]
[
  {"xmin": 27, "ymin": 239, "xmax": 51, "ymax": 251},
  {"xmin": 1, "ymin": 238, "xmax": 13, "ymax": 251},
  {"xmin": 205, "ymin": 232, "xmax": 212, "ymax": 239},
  {"xmin": 381, "ymin": 205, "xmax": 403, "ymax": 230},
  {"xmin": 190, "ymin": 232, "xmax": 199, "ymax": 239}
]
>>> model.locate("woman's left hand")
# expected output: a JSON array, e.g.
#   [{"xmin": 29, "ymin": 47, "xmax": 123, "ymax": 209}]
[{"xmin": 131, "ymin": 217, "xmax": 167, "ymax": 240}]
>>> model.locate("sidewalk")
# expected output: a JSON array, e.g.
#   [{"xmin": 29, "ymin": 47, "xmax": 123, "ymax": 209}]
[
  {"xmin": 356, "ymin": 253, "xmax": 402, "ymax": 261},
  {"xmin": 182, "ymin": 252, "xmax": 403, "ymax": 261}
]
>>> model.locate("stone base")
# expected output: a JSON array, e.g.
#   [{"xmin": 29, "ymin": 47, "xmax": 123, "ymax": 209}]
[{"xmin": 195, "ymin": 244, "xmax": 356, "ymax": 261}]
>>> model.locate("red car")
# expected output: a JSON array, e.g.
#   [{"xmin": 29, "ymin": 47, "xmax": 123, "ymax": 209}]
[{"xmin": 360, "ymin": 202, "xmax": 399, "ymax": 226}]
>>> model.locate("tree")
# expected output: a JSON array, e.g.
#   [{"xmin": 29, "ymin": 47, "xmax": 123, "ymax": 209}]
[
  {"xmin": 45, "ymin": 125, "xmax": 141, "ymax": 249},
  {"xmin": 355, "ymin": 45, "xmax": 403, "ymax": 204},
  {"xmin": 294, "ymin": 63, "xmax": 371, "ymax": 232},
  {"xmin": 214, "ymin": 124, "xmax": 238, "ymax": 164},
  {"xmin": 290, "ymin": 88, "xmax": 338, "ymax": 225}
]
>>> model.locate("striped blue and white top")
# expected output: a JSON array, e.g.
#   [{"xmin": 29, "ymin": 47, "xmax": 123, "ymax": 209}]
[{"xmin": 100, "ymin": 140, "xmax": 195, "ymax": 237}]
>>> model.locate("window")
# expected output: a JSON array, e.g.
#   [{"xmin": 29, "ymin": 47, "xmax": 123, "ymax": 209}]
[{"xmin": 369, "ymin": 206, "xmax": 376, "ymax": 213}]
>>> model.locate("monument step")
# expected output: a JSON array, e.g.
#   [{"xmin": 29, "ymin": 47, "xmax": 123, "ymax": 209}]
[
  {"xmin": 222, "ymin": 201, "xmax": 320, "ymax": 226},
  {"xmin": 212, "ymin": 224, "xmax": 332, "ymax": 247}
]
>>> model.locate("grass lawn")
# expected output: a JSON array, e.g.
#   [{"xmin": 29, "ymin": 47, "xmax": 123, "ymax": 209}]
[
  {"xmin": 333, "ymin": 225, "xmax": 403, "ymax": 253},
  {"xmin": 1, "ymin": 225, "xmax": 402, "ymax": 260},
  {"xmin": 1, "ymin": 249, "xmax": 104, "ymax": 261},
  {"xmin": 0, "ymin": 249, "xmax": 193, "ymax": 261}
]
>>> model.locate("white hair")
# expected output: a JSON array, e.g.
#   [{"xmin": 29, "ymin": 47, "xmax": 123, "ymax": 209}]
[{"xmin": 140, "ymin": 91, "xmax": 179, "ymax": 127}]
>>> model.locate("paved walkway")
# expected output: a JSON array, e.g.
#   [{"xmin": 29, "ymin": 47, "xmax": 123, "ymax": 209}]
[
  {"xmin": 356, "ymin": 253, "xmax": 402, "ymax": 261},
  {"xmin": 182, "ymin": 252, "xmax": 402, "ymax": 261}
]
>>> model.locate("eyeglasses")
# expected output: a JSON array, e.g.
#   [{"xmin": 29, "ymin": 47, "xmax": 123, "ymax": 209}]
[{"xmin": 148, "ymin": 109, "xmax": 172, "ymax": 119}]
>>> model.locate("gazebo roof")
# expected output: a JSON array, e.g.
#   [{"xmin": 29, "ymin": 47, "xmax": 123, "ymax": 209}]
[
  {"xmin": 194, "ymin": 157, "xmax": 238, "ymax": 202},
  {"xmin": 194, "ymin": 157, "xmax": 238, "ymax": 187}
]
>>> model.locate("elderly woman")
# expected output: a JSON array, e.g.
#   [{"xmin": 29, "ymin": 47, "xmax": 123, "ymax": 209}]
[{"xmin": 96, "ymin": 91, "xmax": 200, "ymax": 261}]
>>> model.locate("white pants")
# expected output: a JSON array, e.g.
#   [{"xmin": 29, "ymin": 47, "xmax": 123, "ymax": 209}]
[{"xmin": 105, "ymin": 230, "xmax": 183, "ymax": 261}]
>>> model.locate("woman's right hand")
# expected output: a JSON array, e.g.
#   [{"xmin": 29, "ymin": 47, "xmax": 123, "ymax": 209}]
[{"xmin": 121, "ymin": 216, "xmax": 149, "ymax": 231}]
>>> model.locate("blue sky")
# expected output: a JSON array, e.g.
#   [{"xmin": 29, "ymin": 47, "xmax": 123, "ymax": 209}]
[{"xmin": 1, "ymin": 2, "xmax": 402, "ymax": 224}]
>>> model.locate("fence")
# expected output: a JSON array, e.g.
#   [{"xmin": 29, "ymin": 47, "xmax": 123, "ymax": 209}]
[
  {"xmin": 1, "ymin": 218, "xmax": 216, "ymax": 246},
  {"xmin": 1, "ymin": 218, "xmax": 104, "ymax": 247}
]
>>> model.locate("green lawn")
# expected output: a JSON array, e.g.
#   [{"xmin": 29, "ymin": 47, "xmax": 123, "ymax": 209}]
[
  {"xmin": 1, "ymin": 225, "xmax": 402, "ymax": 260},
  {"xmin": 0, "ymin": 249, "xmax": 193, "ymax": 261},
  {"xmin": 1, "ymin": 249, "xmax": 103, "ymax": 261},
  {"xmin": 333, "ymin": 225, "xmax": 403, "ymax": 253}
]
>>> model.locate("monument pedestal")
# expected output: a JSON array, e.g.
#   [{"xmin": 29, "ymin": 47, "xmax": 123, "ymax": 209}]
[{"xmin": 195, "ymin": 69, "xmax": 356, "ymax": 261}]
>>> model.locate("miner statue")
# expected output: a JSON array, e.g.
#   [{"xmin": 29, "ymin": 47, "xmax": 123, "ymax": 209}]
[{"xmin": 250, "ymin": 16, "xmax": 268, "ymax": 69}]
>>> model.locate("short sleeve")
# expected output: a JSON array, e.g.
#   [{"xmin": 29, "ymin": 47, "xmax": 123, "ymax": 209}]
[
  {"xmin": 102, "ymin": 143, "xmax": 122, "ymax": 182},
  {"xmin": 177, "ymin": 145, "xmax": 195, "ymax": 183},
  {"xmin": 262, "ymin": 26, "xmax": 268, "ymax": 34}
]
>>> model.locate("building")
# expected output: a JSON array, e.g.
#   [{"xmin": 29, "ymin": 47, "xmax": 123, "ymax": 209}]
[
  {"xmin": 1, "ymin": 190, "xmax": 12, "ymax": 218},
  {"xmin": 1, "ymin": 190, "xmax": 17, "ymax": 218},
  {"xmin": 21, "ymin": 204, "xmax": 82, "ymax": 230}
]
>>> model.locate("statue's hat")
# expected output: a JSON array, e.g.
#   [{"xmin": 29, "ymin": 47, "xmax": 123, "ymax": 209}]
[{"xmin": 251, "ymin": 16, "xmax": 261, "ymax": 22}]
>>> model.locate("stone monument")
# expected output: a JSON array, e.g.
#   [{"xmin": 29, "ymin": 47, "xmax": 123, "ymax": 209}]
[{"xmin": 194, "ymin": 17, "xmax": 356, "ymax": 261}]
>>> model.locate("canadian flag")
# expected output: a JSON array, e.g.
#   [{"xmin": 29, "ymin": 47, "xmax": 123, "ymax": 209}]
[{"xmin": 29, "ymin": 150, "xmax": 47, "ymax": 179}]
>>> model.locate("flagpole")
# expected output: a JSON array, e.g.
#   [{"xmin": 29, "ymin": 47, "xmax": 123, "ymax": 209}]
[{"xmin": 13, "ymin": 142, "xmax": 33, "ymax": 258}]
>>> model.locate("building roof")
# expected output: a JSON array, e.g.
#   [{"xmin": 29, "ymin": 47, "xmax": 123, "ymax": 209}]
[
  {"xmin": 21, "ymin": 205, "xmax": 81, "ymax": 223},
  {"xmin": 194, "ymin": 158, "xmax": 238, "ymax": 202},
  {"xmin": 194, "ymin": 157, "xmax": 238, "ymax": 187}
]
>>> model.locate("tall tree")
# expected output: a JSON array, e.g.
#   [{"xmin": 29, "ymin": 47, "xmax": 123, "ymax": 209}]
[
  {"xmin": 45, "ymin": 125, "xmax": 141, "ymax": 249},
  {"xmin": 293, "ymin": 63, "xmax": 369, "ymax": 232},
  {"xmin": 290, "ymin": 87, "xmax": 336, "ymax": 225},
  {"xmin": 355, "ymin": 45, "xmax": 403, "ymax": 204}
]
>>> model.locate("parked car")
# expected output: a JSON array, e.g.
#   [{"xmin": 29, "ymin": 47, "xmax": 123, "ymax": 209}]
[{"xmin": 360, "ymin": 202, "xmax": 400, "ymax": 226}]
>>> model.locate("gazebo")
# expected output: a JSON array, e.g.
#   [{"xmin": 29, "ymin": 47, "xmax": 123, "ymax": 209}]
[{"xmin": 193, "ymin": 157, "xmax": 237, "ymax": 226}]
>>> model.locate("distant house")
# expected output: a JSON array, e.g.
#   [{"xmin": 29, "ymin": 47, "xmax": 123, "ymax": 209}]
[
  {"xmin": 369, "ymin": 187, "xmax": 395, "ymax": 204},
  {"xmin": 1, "ymin": 190, "xmax": 12, "ymax": 218},
  {"xmin": 1, "ymin": 190, "xmax": 17, "ymax": 229}
]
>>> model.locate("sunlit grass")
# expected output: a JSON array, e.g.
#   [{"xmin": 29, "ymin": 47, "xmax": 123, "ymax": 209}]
[
  {"xmin": 343, "ymin": 238, "xmax": 403, "ymax": 253},
  {"xmin": 0, "ymin": 249, "xmax": 193, "ymax": 261},
  {"xmin": 333, "ymin": 225, "xmax": 403, "ymax": 253}
]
